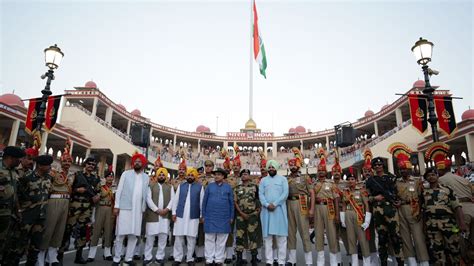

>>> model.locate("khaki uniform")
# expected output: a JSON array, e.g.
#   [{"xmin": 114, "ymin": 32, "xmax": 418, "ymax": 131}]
[
  {"xmin": 287, "ymin": 173, "xmax": 312, "ymax": 252},
  {"xmin": 334, "ymin": 180, "xmax": 348, "ymax": 253},
  {"xmin": 342, "ymin": 185, "xmax": 370, "ymax": 257},
  {"xmin": 90, "ymin": 184, "xmax": 114, "ymax": 247},
  {"xmin": 423, "ymin": 184, "xmax": 462, "ymax": 265},
  {"xmin": 395, "ymin": 176, "xmax": 429, "ymax": 262},
  {"xmin": 314, "ymin": 179, "xmax": 339, "ymax": 253},
  {"xmin": 0, "ymin": 162, "xmax": 20, "ymax": 257},
  {"xmin": 40, "ymin": 170, "xmax": 71, "ymax": 249}
]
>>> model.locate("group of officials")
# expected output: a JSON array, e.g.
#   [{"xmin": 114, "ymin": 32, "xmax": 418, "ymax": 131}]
[{"xmin": 0, "ymin": 139, "xmax": 472, "ymax": 266}]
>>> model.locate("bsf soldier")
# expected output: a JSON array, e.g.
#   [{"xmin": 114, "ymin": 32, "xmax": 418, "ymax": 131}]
[
  {"xmin": 0, "ymin": 146, "xmax": 25, "ymax": 261},
  {"xmin": 365, "ymin": 157, "xmax": 404, "ymax": 266},
  {"xmin": 313, "ymin": 148, "xmax": 339, "ymax": 266},
  {"xmin": 223, "ymin": 148, "xmax": 239, "ymax": 264},
  {"xmin": 331, "ymin": 150, "xmax": 347, "ymax": 264},
  {"xmin": 87, "ymin": 168, "xmax": 115, "ymax": 262},
  {"xmin": 360, "ymin": 148, "xmax": 378, "ymax": 262},
  {"xmin": 234, "ymin": 169, "xmax": 260, "ymax": 266},
  {"xmin": 4, "ymin": 155, "xmax": 53, "ymax": 266},
  {"xmin": 422, "ymin": 167, "xmax": 467, "ymax": 265},
  {"xmin": 59, "ymin": 156, "xmax": 100, "ymax": 264},
  {"xmin": 340, "ymin": 167, "xmax": 371, "ymax": 266},
  {"xmin": 38, "ymin": 140, "xmax": 73, "ymax": 266},
  {"xmin": 389, "ymin": 142, "xmax": 429, "ymax": 266},
  {"xmin": 285, "ymin": 148, "xmax": 314, "ymax": 266},
  {"xmin": 17, "ymin": 148, "xmax": 38, "ymax": 177}
]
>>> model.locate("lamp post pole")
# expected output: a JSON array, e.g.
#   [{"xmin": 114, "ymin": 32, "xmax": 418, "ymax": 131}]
[{"xmin": 36, "ymin": 69, "xmax": 55, "ymax": 133}]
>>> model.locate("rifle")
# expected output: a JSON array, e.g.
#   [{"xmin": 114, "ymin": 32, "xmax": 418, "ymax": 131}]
[{"xmin": 370, "ymin": 176, "xmax": 398, "ymax": 204}]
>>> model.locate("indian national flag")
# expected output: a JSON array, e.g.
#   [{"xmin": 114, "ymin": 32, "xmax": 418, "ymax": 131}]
[{"xmin": 253, "ymin": 0, "xmax": 267, "ymax": 78}]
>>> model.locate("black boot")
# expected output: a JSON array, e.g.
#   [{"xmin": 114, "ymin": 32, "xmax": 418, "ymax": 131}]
[
  {"xmin": 74, "ymin": 248, "xmax": 87, "ymax": 264},
  {"xmin": 251, "ymin": 254, "xmax": 258, "ymax": 266},
  {"xmin": 236, "ymin": 252, "xmax": 243, "ymax": 266}
]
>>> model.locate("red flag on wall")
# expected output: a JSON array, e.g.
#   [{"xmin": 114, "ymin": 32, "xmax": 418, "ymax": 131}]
[
  {"xmin": 44, "ymin": 95, "xmax": 62, "ymax": 132},
  {"xmin": 434, "ymin": 95, "xmax": 457, "ymax": 137},
  {"xmin": 408, "ymin": 94, "xmax": 428, "ymax": 134},
  {"xmin": 25, "ymin": 97, "xmax": 42, "ymax": 134}
]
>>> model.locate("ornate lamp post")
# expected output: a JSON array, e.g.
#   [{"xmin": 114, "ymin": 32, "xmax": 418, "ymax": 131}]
[
  {"xmin": 37, "ymin": 44, "xmax": 64, "ymax": 133},
  {"xmin": 411, "ymin": 37, "xmax": 439, "ymax": 142}
]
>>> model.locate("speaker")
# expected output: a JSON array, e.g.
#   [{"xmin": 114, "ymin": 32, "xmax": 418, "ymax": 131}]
[
  {"xmin": 130, "ymin": 124, "xmax": 150, "ymax": 148},
  {"xmin": 335, "ymin": 125, "xmax": 355, "ymax": 148}
]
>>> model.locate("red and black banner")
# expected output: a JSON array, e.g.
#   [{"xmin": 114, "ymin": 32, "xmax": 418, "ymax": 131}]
[
  {"xmin": 408, "ymin": 94, "xmax": 428, "ymax": 134},
  {"xmin": 44, "ymin": 95, "xmax": 62, "ymax": 132},
  {"xmin": 434, "ymin": 95, "xmax": 457, "ymax": 137},
  {"xmin": 25, "ymin": 97, "xmax": 42, "ymax": 134}
]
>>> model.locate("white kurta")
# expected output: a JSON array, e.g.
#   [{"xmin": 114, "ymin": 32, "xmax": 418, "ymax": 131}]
[
  {"xmin": 146, "ymin": 184, "xmax": 174, "ymax": 236},
  {"xmin": 172, "ymin": 183, "xmax": 204, "ymax": 237},
  {"xmin": 115, "ymin": 172, "xmax": 144, "ymax": 236}
]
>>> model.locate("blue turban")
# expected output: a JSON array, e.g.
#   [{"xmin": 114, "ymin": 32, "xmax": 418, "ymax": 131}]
[{"xmin": 266, "ymin": 160, "xmax": 280, "ymax": 170}]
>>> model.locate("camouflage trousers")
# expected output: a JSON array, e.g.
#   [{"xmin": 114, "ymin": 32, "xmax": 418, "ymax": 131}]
[
  {"xmin": 60, "ymin": 201, "xmax": 92, "ymax": 252},
  {"xmin": 3, "ymin": 217, "xmax": 45, "ymax": 266},
  {"xmin": 426, "ymin": 216, "xmax": 461, "ymax": 265},
  {"xmin": 235, "ymin": 213, "xmax": 259, "ymax": 254},
  {"xmin": 0, "ymin": 215, "xmax": 13, "ymax": 257},
  {"xmin": 373, "ymin": 203, "xmax": 403, "ymax": 265}
]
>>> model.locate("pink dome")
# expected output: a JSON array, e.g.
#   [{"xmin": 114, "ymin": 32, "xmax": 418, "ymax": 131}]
[
  {"xmin": 289, "ymin": 128, "xmax": 296, "ymax": 133},
  {"xmin": 84, "ymin": 81, "xmax": 97, "ymax": 88},
  {"xmin": 413, "ymin": 80, "xmax": 425, "ymax": 88},
  {"xmin": 381, "ymin": 104, "xmax": 390, "ymax": 110},
  {"xmin": 364, "ymin": 110, "xmax": 374, "ymax": 117},
  {"xmin": 0, "ymin": 93, "xmax": 24, "ymax": 108},
  {"xmin": 461, "ymin": 109, "xmax": 474, "ymax": 121},
  {"xmin": 196, "ymin": 125, "xmax": 210, "ymax": 133},
  {"xmin": 295, "ymin": 126, "xmax": 306, "ymax": 133},
  {"xmin": 117, "ymin": 104, "xmax": 126, "ymax": 110},
  {"xmin": 131, "ymin": 109, "xmax": 141, "ymax": 116}
]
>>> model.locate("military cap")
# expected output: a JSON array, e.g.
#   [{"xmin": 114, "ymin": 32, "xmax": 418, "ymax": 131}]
[
  {"xmin": 3, "ymin": 146, "xmax": 26, "ymax": 158},
  {"xmin": 84, "ymin": 156, "xmax": 96, "ymax": 165},
  {"xmin": 239, "ymin": 169, "xmax": 251, "ymax": 177},
  {"xmin": 212, "ymin": 168, "xmax": 228, "ymax": 178},
  {"xmin": 35, "ymin": 155, "xmax": 54, "ymax": 165},
  {"xmin": 371, "ymin": 157, "xmax": 384, "ymax": 166}
]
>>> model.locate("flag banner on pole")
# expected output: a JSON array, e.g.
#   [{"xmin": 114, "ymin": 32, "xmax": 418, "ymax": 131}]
[
  {"xmin": 434, "ymin": 95, "xmax": 457, "ymax": 137},
  {"xmin": 408, "ymin": 94, "xmax": 428, "ymax": 134},
  {"xmin": 45, "ymin": 95, "xmax": 62, "ymax": 132},
  {"xmin": 25, "ymin": 97, "xmax": 42, "ymax": 134},
  {"xmin": 253, "ymin": 0, "xmax": 267, "ymax": 78}
]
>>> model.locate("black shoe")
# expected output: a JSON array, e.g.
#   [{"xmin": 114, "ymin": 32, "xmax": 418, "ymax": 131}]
[
  {"xmin": 172, "ymin": 261, "xmax": 181, "ymax": 266},
  {"xmin": 51, "ymin": 263, "xmax": 60, "ymax": 266},
  {"xmin": 266, "ymin": 264, "xmax": 272, "ymax": 266},
  {"xmin": 242, "ymin": 259, "xmax": 248, "ymax": 265},
  {"xmin": 124, "ymin": 260, "xmax": 137, "ymax": 266},
  {"xmin": 112, "ymin": 262, "xmax": 120, "ymax": 266},
  {"xmin": 143, "ymin": 259, "xmax": 153, "ymax": 265},
  {"xmin": 224, "ymin": 258, "xmax": 232, "ymax": 264},
  {"xmin": 133, "ymin": 255, "xmax": 142, "ymax": 260},
  {"xmin": 273, "ymin": 260, "xmax": 278, "ymax": 266},
  {"xmin": 169, "ymin": 256, "xmax": 175, "ymax": 261},
  {"xmin": 104, "ymin": 255, "xmax": 113, "ymax": 261},
  {"xmin": 156, "ymin": 259, "xmax": 165, "ymax": 266},
  {"xmin": 196, "ymin": 257, "xmax": 205, "ymax": 262},
  {"xmin": 286, "ymin": 263, "xmax": 296, "ymax": 266},
  {"xmin": 86, "ymin": 258, "xmax": 94, "ymax": 262}
]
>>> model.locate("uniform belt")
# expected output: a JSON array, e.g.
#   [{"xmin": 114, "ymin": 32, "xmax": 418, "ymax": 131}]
[
  {"xmin": 50, "ymin": 194, "xmax": 70, "ymax": 199},
  {"xmin": 459, "ymin": 197, "xmax": 472, "ymax": 203},
  {"xmin": 288, "ymin": 195, "xmax": 300, "ymax": 200}
]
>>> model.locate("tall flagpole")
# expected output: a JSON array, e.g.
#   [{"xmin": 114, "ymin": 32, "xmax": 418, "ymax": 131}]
[{"xmin": 249, "ymin": 0, "xmax": 254, "ymax": 120}]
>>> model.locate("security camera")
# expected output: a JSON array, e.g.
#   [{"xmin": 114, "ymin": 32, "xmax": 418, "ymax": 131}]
[{"xmin": 428, "ymin": 68, "xmax": 440, "ymax": 75}]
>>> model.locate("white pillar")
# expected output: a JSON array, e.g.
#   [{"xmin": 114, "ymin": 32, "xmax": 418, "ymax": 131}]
[
  {"xmin": 395, "ymin": 108, "xmax": 403, "ymax": 127},
  {"xmin": 112, "ymin": 153, "xmax": 118, "ymax": 174},
  {"xmin": 173, "ymin": 135, "xmax": 177, "ymax": 151},
  {"xmin": 272, "ymin": 142, "xmax": 277, "ymax": 158},
  {"xmin": 197, "ymin": 140, "xmax": 201, "ymax": 153},
  {"xmin": 85, "ymin": 148, "xmax": 91, "ymax": 159},
  {"xmin": 325, "ymin": 135, "xmax": 329, "ymax": 150},
  {"xmin": 264, "ymin": 142, "xmax": 268, "ymax": 158},
  {"xmin": 91, "ymin": 98, "xmax": 98, "ymax": 117},
  {"xmin": 466, "ymin": 134, "xmax": 474, "ymax": 162},
  {"xmin": 300, "ymin": 140, "xmax": 304, "ymax": 154},
  {"xmin": 105, "ymin": 107, "xmax": 113, "ymax": 125},
  {"xmin": 418, "ymin": 152, "xmax": 426, "ymax": 174},
  {"xmin": 69, "ymin": 140, "xmax": 75, "ymax": 156},
  {"xmin": 126, "ymin": 120, "xmax": 132, "ymax": 135},
  {"xmin": 374, "ymin": 121, "xmax": 379, "ymax": 137},
  {"xmin": 7, "ymin": 120, "xmax": 21, "ymax": 146},
  {"xmin": 40, "ymin": 132, "xmax": 48, "ymax": 155},
  {"xmin": 224, "ymin": 141, "xmax": 228, "ymax": 149},
  {"xmin": 387, "ymin": 157, "xmax": 394, "ymax": 174}
]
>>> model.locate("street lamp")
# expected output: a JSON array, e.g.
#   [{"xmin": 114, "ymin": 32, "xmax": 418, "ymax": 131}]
[
  {"xmin": 411, "ymin": 37, "xmax": 439, "ymax": 142},
  {"xmin": 37, "ymin": 44, "xmax": 64, "ymax": 133}
]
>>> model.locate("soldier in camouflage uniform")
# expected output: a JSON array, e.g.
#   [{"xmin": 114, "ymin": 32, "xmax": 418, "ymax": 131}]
[
  {"xmin": 365, "ymin": 157, "xmax": 404, "ymax": 266},
  {"xmin": 234, "ymin": 169, "xmax": 260, "ymax": 266},
  {"xmin": 17, "ymin": 148, "xmax": 38, "ymax": 177},
  {"xmin": 285, "ymin": 148, "xmax": 314, "ymax": 266},
  {"xmin": 59, "ymin": 156, "xmax": 100, "ymax": 264},
  {"xmin": 422, "ymin": 167, "xmax": 467, "ymax": 265},
  {"xmin": 0, "ymin": 146, "xmax": 25, "ymax": 263},
  {"xmin": 4, "ymin": 155, "xmax": 53, "ymax": 266},
  {"xmin": 389, "ymin": 142, "xmax": 429, "ymax": 266},
  {"xmin": 223, "ymin": 148, "xmax": 240, "ymax": 264}
]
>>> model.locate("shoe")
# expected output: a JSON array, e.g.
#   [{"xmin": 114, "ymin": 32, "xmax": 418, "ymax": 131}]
[
  {"xmin": 51, "ymin": 263, "xmax": 60, "ymax": 266},
  {"xmin": 74, "ymin": 248, "xmax": 87, "ymax": 264},
  {"xmin": 112, "ymin": 262, "xmax": 120, "ymax": 266},
  {"xmin": 224, "ymin": 258, "xmax": 232, "ymax": 264},
  {"xmin": 169, "ymin": 256, "xmax": 175, "ymax": 261},
  {"xmin": 285, "ymin": 263, "xmax": 296, "ymax": 266},
  {"xmin": 143, "ymin": 259, "xmax": 153, "ymax": 265},
  {"xmin": 196, "ymin": 257, "xmax": 205, "ymax": 262},
  {"xmin": 156, "ymin": 259, "xmax": 165, "ymax": 266},
  {"xmin": 86, "ymin": 258, "xmax": 95, "ymax": 262},
  {"xmin": 273, "ymin": 260, "xmax": 278, "ymax": 266},
  {"xmin": 266, "ymin": 264, "xmax": 272, "ymax": 266},
  {"xmin": 133, "ymin": 255, "xmax": 142, "ymax": 260},
  {"xmin": 242, "ymin": 259, "xmax": 248, "ymax": 265},
  {"xmin": 124, "ymin": 261, "xmax": 137, "ymax": 265},
  {"xmin": 104, "ymin": 255, "xmax": 113, "ymax": 261},
  {"xmin": 172, "ymin": 262, "xmax": 181, "ymax": 266},
  {"xmin": 187, "ymin": 262, "xmax": 195, "ymax": 266}
]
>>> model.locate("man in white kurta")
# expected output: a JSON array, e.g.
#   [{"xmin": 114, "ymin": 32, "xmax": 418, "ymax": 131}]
[
  {"xmin": 144, "ymin": 168, "xmax": 174, "ymax": 265},
  {"xmin": 112, "ymin": 153, "xmax": 150, "ymax": 265},
  {"xmin": 172, "ymin": 168, "xmax": 204, "ymax": 265}
]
